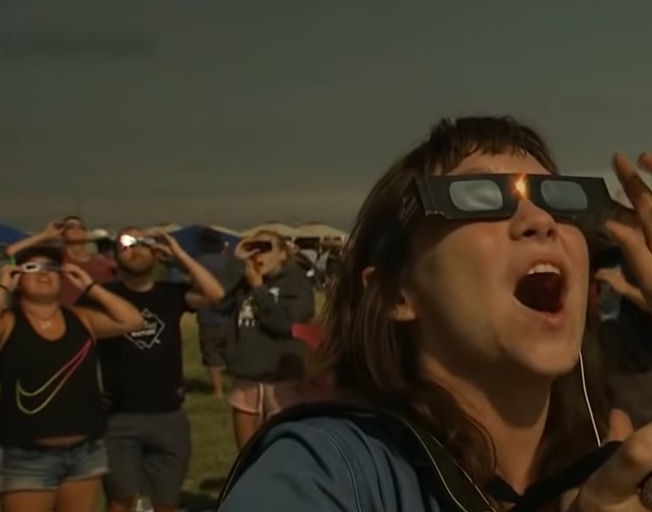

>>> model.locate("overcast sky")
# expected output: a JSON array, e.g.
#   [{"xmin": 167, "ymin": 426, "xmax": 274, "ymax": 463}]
[{"xmin": 0, "ymin": 0, "xmax": 650, "ymax": 231}]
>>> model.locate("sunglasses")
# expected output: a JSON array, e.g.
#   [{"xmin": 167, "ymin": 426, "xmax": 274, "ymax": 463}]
[
  {"xmin": 242, "ymin": 240, "xmax": 273, "ymax": 254},
  {"xmin": 399, "ymin": 174, "xmax": 612, "ymax": 231},
  {"xmin": 118, "ymin": 235, "xmax": 157, "ymax": 249},
  {"xmin": 19, "ymin": 262, "xmax": 61, "ymax": 273}
]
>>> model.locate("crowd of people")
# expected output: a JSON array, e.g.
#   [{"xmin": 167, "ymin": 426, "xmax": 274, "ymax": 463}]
[
  {"xmin": 0, "ymin": 219, "xmax": 319, "ymax": 512},
  {"xmin": 3, "ymin": 114, "xmax": 652, "ymax": 512}
]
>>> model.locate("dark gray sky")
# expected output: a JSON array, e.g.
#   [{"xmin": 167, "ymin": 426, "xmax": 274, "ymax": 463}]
[{"xmin": 1, "ymin": 0, "xmax": 650, "ymax": 231}]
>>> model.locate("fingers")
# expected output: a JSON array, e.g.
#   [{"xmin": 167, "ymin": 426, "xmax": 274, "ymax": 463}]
[
  {"xmin": 613, "ymin": 153, "xmax": 652, "ymax": 249},
  {"xmin": 608, "ymin": 409, "xmax": 635, "ymax": 442},
  {"xmin": 154, "ymin": 244, "xmax": 172, "ymax": 256},
  {"xmin": 595, "ymin": 268, "xmax": 628, "ymax": 289},
  {"xmin": 639, "ymin": 152, "xmax": 652, "ymax": 174},
  {"xmin": 585, "ymin": 421, "xmax": 652, "ymax": 506},
  {"xmin": 595, "ymin": 267, "xmax": 619, "ymax": 281},
  {"xmin": 607, "ymin": 220, "xmax": 652, "ymax": 300}
]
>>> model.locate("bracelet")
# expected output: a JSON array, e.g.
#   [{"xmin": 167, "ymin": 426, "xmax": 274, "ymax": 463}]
[{"xmin": 84, "ymin": 282, "xmax": 97, "ymax": 295}]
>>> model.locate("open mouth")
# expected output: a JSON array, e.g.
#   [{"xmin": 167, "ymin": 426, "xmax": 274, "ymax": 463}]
[{"xmin": 514, "ymin": 263, "xmax": 566, "ymax": 314}]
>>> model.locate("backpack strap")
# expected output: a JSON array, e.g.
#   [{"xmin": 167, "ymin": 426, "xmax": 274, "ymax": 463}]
[{"xmin": 216, "ymin": 401, "xmax": 496, "ymax": 512}]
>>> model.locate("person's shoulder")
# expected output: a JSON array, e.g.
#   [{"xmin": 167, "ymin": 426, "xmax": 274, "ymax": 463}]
[
  {"xmin": 222, "ymin": 412, "xmax": 428, "ymax": 512},
  {"xmin": 281, "ymin": 261, "xmax": 311, "ymax": 283},
  {"xmin": 100, "ymin": 280, "xmax": 123, "ymax": 293},
  {"xmin": 263, "ymin": 412, "xmax": 412, "ymax": 462},
  {"xmin": 262, "ymin": 414, "xmax": 391, "ymax": 459}
]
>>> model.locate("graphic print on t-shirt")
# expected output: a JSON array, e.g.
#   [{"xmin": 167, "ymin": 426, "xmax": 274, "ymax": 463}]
[
  {"xmin": 238, "ymin": 287, "xmax": 280, "ymax": 328},
  {"xmin": 15, "ymin": 339, "xmax": 93, "ymax": 415},
  {"xmin": 126, "ymin": 308, "xmax": 166, "ymax": 350}
]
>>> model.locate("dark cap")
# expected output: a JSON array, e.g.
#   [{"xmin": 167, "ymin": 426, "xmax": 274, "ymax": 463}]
[{"xmin": 14, "ymin": 246, "xmax": 64, "ymax": 266}]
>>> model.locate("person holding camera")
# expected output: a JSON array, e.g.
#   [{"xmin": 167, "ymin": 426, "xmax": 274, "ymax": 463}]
[
  {"xmin": 5, "ymin": 217, "xmax": 114, "ymax": 307},
  {"xmin": 0, "ymin": 246, "xmax": 142, "ymax": 512},
  {"xmin": 226, "ymin": 231, "xmax": 315, "ymax": 450},
  {"xmin": 77, "ymin": 227, "xmax": 225, "ymax": 512}
]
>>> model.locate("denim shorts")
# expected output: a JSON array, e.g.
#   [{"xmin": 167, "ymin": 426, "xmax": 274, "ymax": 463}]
[{"xmin": 0, "ymin": 438, "xmax": 108, "ymax": 492}]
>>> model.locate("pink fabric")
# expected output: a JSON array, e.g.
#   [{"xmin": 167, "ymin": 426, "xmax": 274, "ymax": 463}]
[
  {"xmin": 61, "ymin": 254, "xmax": 114, "ymax": 307},
  {"xmin": 229, "ymin": 379, "xmax": 302, "ymax": 419}
]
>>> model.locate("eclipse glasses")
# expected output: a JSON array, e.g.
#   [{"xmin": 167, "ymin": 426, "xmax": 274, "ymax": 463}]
[
  {"xmin": 399, "ymin": 174, "xmax": 612, "ymax": 231},
  {"xmin": 19, "ymin": 262, "xmax": 61, "ymax": 273},
  {"xmin": 118, "ymin": 234, "xmax": 158, "ymax": 249}
]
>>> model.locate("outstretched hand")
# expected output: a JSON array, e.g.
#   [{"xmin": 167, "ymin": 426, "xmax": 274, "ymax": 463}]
[
  {"xmin": 607, "ymin": 153, "xmax": 652, "ymax": 307},
  {"xmin": 60, "ymin": 263, "xmax": 94, "ymax": 291}
]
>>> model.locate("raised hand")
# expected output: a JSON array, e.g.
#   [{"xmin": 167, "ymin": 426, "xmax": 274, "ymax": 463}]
[
  {"xmin": 235, "ymin": 238, "xmax": 259, "ymax": 261},
  {"xmin": 607, "ymin": 153, "xmax": 652, "ymax": 308},
  {"xmin": 42, "ymin": 220, "xmax": 65, "ymax": 240},
  {"xmin": 0, "ymin": 264, "xmax": 22, "ymax": 292},
  {"xmin": 152, "ymin": 232, "xmax": 183, "ymax": 258},
  {"xmin": 60, "ymin": 263, "xmax": 94, "ymax": 290},
  {"xmin": 244, "ymin": 258, "xmax": 263, "ymax": 289}
]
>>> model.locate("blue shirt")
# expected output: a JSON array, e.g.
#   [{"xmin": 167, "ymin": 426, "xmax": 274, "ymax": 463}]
[{"xmin": 219, "ymin": 416, "xmax": 443, "ymax": 512}]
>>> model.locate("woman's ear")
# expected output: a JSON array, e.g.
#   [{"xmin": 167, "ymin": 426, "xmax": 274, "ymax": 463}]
[
  {"xmin": 361, "ymin": 266, "xmax": 375, "ymax": 287},
  {"xmin": 361, "ymin": 266, "xmax": 416, "ymax": 322}
]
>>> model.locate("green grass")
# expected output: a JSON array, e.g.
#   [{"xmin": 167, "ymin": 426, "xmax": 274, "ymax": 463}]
[{"xmin": 179, "ymin": 315, "xmax": 237, "ymax": 511}]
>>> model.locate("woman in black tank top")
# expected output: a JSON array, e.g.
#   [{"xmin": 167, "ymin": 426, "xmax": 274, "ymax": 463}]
[{"xmin": 0, "ymin": 246, "xmax": 143, "ymax": 512}]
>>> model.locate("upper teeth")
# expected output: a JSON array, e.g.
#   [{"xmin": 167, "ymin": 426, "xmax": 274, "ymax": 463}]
[{"xmin": 527, "ymin": 263, "xmax": 561, "ymax": 275}]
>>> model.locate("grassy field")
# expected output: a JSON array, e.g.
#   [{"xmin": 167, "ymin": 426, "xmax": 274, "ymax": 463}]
[
  {"xmin": 179, "ymin": 315, "xmax": 236, "ymax": 511},
  {"xmin": 178, "ymin": 292, "xmax": 325, "ymax": 511}
]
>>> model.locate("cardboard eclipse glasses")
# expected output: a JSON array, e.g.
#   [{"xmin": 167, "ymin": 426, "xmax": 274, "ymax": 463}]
[
  {"xmin": 118, "ymin": 234, "xmax": 159, "ymax": 249},
  {"xmin": 18, "ymin": 262, "xmax": 61, "ymax": 273},
  {"xmin": 399, "ymin": 174, "xmax": 612, "ymax": 230}
]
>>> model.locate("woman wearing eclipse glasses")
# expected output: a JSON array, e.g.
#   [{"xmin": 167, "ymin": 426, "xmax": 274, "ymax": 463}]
[
  {"xmin": 218, "ymin": 116, "xmax": 652, "ymax": 512},
  {"xmin": 0, "ymin": 246, "xmax": 143, "ymax": 512}
]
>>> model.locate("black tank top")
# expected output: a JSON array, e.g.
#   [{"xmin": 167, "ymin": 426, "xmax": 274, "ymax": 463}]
[{"xmin": 0, "ymin": 307, "xmax": 105, "ymax": 447}]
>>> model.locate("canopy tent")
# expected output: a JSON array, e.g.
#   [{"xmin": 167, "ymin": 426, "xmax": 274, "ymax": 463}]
[
  {"xmin": 241, "ymin": 222, "xmax": 300, "ymax": 239},
  {"xmin": 0, "ymin": 223, "xmax": 28, "ymax": 244},
  {"xmin": 295, "ymin": 222, "xmax": 347, "ymax": 240},
  {"xmin": 209, "ymin": 224, "xmax": 242, "ymax": 238},
  {"xmin": 169, "ymin": 224, "xmax": 241, "ymax": 257},
  {"xmin": 144, "ymin": 223, "xmax": 182, "ymax": 235}
]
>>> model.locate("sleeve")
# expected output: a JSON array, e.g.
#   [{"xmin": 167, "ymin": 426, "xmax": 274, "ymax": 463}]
[
  {"xmin": 251, "ymin": 274, "xmax": 315, "ymax": 336},
  {"xmin": 216, "ymin": 255, "xmax": 245, "ymax": 296},
  {"xmin": 219, "ymin": 425, "xmax": 363, "ymax": 512}
]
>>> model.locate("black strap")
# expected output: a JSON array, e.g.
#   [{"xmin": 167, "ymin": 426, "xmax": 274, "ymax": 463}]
[{"xmin": 508, "ymin": 441, "xmax": 621, "ymax": 512}]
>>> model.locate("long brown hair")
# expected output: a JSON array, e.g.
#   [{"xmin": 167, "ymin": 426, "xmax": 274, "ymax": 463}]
[{"xmin": 315, "ymin": 116, "xmax": 608, "ymax": 502}]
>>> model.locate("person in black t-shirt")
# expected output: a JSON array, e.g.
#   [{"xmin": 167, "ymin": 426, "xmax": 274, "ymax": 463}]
[{"xmin": 79, "ymin": 227, "xmax": 224, "ymax": 512}]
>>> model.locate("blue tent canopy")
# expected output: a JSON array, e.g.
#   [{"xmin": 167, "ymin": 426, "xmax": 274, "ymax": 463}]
[
  {"xmin": 0, "ymin": 223, "xmax": 28, "ymax": 244},
  {"xmin": 169, "ymin": 224, "xmax": 240, "ymax": 258}
]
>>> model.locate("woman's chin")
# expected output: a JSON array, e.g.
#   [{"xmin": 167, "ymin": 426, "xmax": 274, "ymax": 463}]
[{"xmin": 510, "ymin": 342, "xmax": 581, "ymax": 380}]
